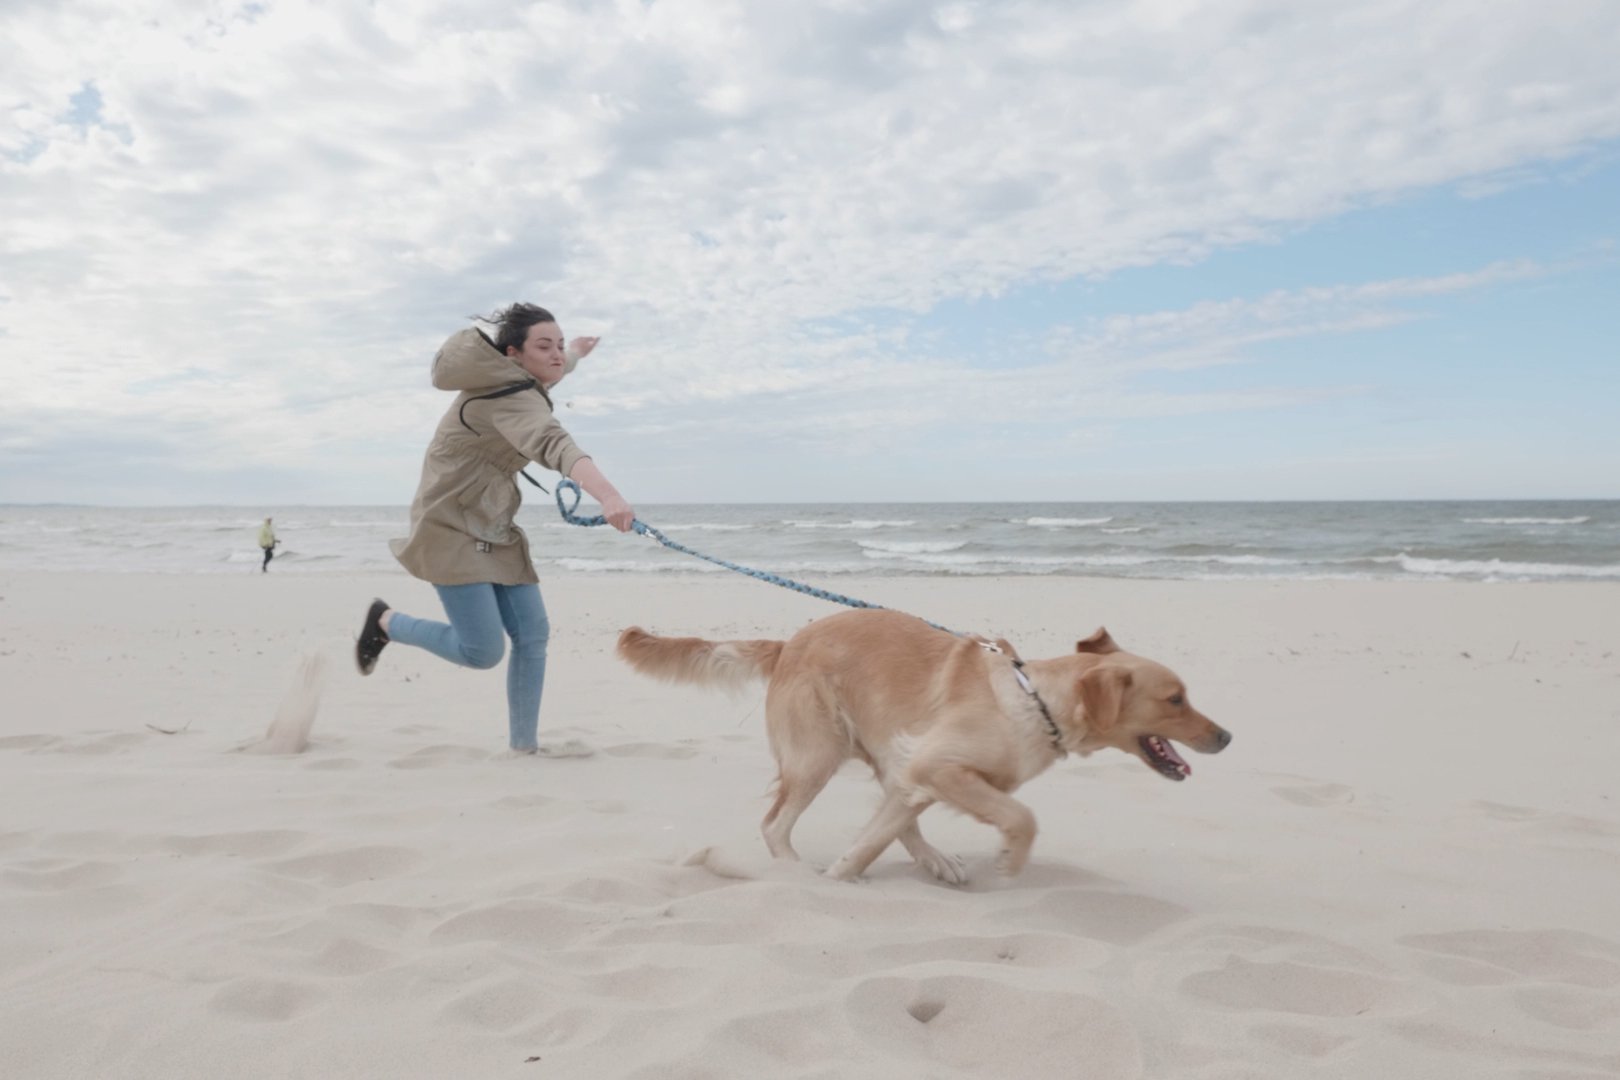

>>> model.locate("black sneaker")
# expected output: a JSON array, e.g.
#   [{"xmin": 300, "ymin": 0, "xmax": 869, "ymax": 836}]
[{"xmin": 356, "ymin": 599, "xmax": 390, "ymax": 675}]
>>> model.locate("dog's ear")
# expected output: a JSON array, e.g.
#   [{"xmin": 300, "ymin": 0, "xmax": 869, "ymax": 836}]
[
  {"xmin": 1076, "ymin": 627, "xmax": 1120, "ymax": 654},
  {"xmin": 1076, "ymin": 666, "xmax": 1131, "ymax": 734}
]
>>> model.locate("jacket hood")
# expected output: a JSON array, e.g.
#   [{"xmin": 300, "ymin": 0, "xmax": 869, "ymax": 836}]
[{"xmin": 431, "ymin": 328, "xmax": 531, "ymax": 392}]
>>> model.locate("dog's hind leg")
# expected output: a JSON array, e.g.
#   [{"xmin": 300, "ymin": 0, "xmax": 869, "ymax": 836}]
[
  {"xmin": 897, "ymin": 820, "xmax": 967, "ymax": 885},
  {"xmin": 760, "ymin": 677, "xmax": 846, "ymax": 860},
  {"xmin": 761, "ymin": 762, "xmax": 838, "ymax": 860}
]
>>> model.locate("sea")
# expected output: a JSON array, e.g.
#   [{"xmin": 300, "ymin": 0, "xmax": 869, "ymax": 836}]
[{"xmin": 1, "ymin": 500, "xmax": 1617, "ymax": 583}]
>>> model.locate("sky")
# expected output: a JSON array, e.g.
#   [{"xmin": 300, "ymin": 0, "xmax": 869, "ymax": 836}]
[{"xmin": 2, "ymin": 0, "xmax": 1618, "ymax": 506}]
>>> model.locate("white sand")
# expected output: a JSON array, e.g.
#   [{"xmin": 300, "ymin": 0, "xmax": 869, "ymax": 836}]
[{"xmin": 1, "ymin": 570, "xmax": 1617, "ymax": 1079}]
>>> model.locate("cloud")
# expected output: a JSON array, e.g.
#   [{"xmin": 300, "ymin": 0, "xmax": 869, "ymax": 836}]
[{"xmin": 2, "ymin": 0, "xmax": 1618, "ymax": 501}]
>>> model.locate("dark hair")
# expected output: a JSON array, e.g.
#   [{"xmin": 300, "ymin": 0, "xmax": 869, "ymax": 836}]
[{"xmin": 475, "ymin": 302, "xmax": 557, "ymax": 354}]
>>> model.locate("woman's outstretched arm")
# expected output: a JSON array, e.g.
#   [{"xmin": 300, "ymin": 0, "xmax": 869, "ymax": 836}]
[{"xmin": 567, "ymin": 457, "xmax": 635, "ymax": 532}]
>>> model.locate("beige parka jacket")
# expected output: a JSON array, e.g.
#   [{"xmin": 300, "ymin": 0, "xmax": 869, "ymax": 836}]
[{"xmin": 390, "ymin": 328, "xmax": 587, "ymax": 585}]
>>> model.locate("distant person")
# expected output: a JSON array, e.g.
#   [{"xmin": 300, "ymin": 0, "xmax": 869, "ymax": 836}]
[
  {"xmin": 353, "ymin": 302, "xmax": 636, "ymax": 756},
  {"xmin": 258, "ymin": 517, "xmax": 278, "ymax": 572}
]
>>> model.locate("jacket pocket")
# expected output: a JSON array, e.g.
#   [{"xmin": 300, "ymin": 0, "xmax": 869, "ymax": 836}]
[{"xmin": 456, "ymin": 473, "xmax": 521, "ymax": 545}]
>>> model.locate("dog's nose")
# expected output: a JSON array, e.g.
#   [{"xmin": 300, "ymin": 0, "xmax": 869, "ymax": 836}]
[{"xmin": 1214, "ymin": 728, "xmax": 1232, "ymax": 751}]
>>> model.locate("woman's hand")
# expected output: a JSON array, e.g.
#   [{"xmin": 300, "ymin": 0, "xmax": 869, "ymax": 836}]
[
  {"xmin": 566, "ymin": 458, "xmax": 634, "ymax": 531},
  {"xmin": 600, "ymin": 494, "xmax": 636, "ymax": 532},
  {"xmin": 568, "ymin": 336, "xmax": 600, "ymax": 361}
]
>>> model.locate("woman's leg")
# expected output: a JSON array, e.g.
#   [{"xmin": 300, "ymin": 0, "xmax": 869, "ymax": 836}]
[
  {"xmin": 384, "ymin": 584, "xmax": 506, "ymax": 670},
  {"xmin": 493, "ymin": 584, "xmax": 550, "ymax": 751}
]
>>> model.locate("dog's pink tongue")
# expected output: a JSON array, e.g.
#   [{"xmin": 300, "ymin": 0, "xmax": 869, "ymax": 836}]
[{"xmin": 1163, "ymin": 740, "xmax": 1190, "ymax": 775}]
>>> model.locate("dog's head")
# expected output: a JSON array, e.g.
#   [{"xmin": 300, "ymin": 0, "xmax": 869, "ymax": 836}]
[{"xmin": 1068, "ymin": 627, "xmax": 1231, "ymax": 781}]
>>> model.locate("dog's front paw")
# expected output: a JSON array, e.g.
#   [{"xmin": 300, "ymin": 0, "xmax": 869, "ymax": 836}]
[
  {"xmin": 915, "ymin": 849, "xmax": 969, "ymax": 886},
  {"xmin": 994, "ymin": 845, "xmax": 1031, "ymax": 878}
]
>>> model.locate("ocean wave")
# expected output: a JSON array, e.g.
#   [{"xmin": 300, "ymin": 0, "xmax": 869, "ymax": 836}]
[
  {"xmin": 1397, "ymin": 554, "xmax": 1620, "ymax": 579},
  {"xmin": 1462, "ymin": 516, "xmax": 1590, "ymax": 525},
  {"xmin": 551, "ymin": 558, "xmax": 727, "ymax": 573},
  {"xmin": 547, "ymin": 556, "xmax": 858, "ymax": 575},
  {"xmin": 783, "ymin": 520, "xmax": 916, "ymax": 530},
  {"xmin": 859, "ymin": 550, "xmax": 1306, "ymax": 568},
  {"xmin": 657, "ymin": 523, "xmax": 754, "ymax": 532},
  {"xmin": 221, "ymin": 550, "xmax": 331, "ymax": 563},
  {"xmin": 170, "ymin": 519, "xmax": 265, "ymax": 530},
  {"xmin": 1015, "ymin": 516, "xmax": 1114, "ymax": 527},
  {"xmin": 855, "ymin": 540, "xmax": 967, "ymax": 554}
]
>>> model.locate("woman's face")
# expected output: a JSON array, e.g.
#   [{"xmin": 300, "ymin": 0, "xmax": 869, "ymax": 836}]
[{"xmin": 508, "ymin": 321, "xmax": 567, "ymax": 386}]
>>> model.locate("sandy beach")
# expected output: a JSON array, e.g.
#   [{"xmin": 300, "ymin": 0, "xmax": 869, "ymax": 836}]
[{"xmin": 1, "ymin": 570, "xmax": 1617, "ymax": 1079}]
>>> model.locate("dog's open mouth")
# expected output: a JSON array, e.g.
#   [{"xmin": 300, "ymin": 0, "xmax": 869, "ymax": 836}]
[{"xmin": 1139, "ymin": 735, "xmax": 1190, "ymax": 781}]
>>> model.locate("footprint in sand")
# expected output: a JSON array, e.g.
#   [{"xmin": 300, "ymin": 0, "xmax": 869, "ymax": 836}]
[
  {"xmin": 265, "ymin": 845, "xmax": 422, "ymax": 888},
  {"xmin": 1538, "ymin": 813, "xmax": 1620, "ymax": 840},
  {"xmin": 601, "ymin": 741, "xmax": 700, "ymax": 760},
  {"xmin": 549, "ymin": 874, "xmax": 671, "ymax": 907},
  {"xmin": 1007, "ymin": 887, "xmax": 1193, "ymax": 945},
  {"xmin": 1270, "ymin": 781, "xmax": 1356, "ymax": 807},
  {"xmin": 1249, "ymin": 1022, "xmax": 1355, "ymax": 1057},
  {"xmin": 696, "ymin": 1000, "xmax": 848, "ymax": 1068},
  {"xmin": 439, "ymin": 977, "xmax": 550, "ymax": 1031},
  {"xmin": 2, "ymin": 858, "xmax": 123, "ymax": 891},
  {"xmin": 429, "ymin": 899, "xmax": 605, "ymax": 950},
  {"xmin": 161, "ymin": 830, "xmax": 309, "ymax": 859},
  {"xmin": 49, "ymin": 732, "xmax": 149, "ymax": 756},
  {"xmin": 249, "ymin": 919, "xmax": 400, "ymax": 977},
  {"xmin": 386, "ymin": 744, "xmax": 490, "ymax": 769},
  {"xmin": 1473, "ymin": 800, "xmax": 1542, "ymax": 822},
  {"xmin": 32, "ymin": 829, "xmax": 152, "ymax": 857},
  {"xmin": 489, "ymin": 792, "xmax": 559, "ymax": 811},
  {"xmin": 1181, "ymin": 955, "xmax": 1412, "ymax": 1017},
  {"xmin": 576, "ymin": 961, "xmax": 715, "ymax": 1006},
  {"xmin": 209, "ymin": 977, "xmax": 324, "ymax": 1022},
  {"xmin": 306, "ymin": 937, "xmax": 396, "ymax": 977},
  {"xmin": 1513, "ymin": 983, "xmax": 1620, "ymax": 1031},
  {"xmin": 517, "ymin": 1006, "xmax": 616, "ymax": 1054},
  {"xmin": 1469, "ymin": 802, "xmax": 1620, "ymax": 845},
  {"xmin": 1399, "ymin": 929, "xmax": 1620, "ymax": 989},
  {"xmin": 843, "ymin": 973, "xmax": 1142, "ymax": 1078},
  {"xmin": 304, "ymin": 756, "xmax": 362, "ymax": 771},
  {"xmin": 327, "ymin": 901, "xmax": 433, "ymax": 934},
  {"xmin": 0, "ymin": 734, "xmax": 63, "ymax": 752},
  {"xmin": 866, "ymin": 931, "xmax": 1108, "ymax": 972}
]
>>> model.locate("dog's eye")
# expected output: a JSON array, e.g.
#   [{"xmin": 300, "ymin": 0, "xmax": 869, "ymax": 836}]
[{"xmin": 1169, "ymin": 694, "xmax": 1185, "ymax": 706}]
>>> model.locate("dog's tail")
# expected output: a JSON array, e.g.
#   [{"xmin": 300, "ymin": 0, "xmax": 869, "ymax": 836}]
[{"xmin": 616, "ymin": 627, "xmax": 784, "ymax": 691}]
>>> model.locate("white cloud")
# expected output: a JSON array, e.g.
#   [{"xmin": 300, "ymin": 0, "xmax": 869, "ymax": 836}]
[{"xmin": 2, "ymin": 0, "xmax": 1618, "ymax": 502}]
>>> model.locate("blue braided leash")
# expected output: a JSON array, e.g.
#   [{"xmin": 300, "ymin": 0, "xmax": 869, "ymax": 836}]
[{"xmin": 553, "ymin": 479, "xmax": 951, "ymax": 629}]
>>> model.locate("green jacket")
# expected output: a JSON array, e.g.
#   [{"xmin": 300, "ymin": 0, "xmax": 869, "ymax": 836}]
[{"xmin": 390, "ymin": 328, "xmax": 586, "ymax": 585}]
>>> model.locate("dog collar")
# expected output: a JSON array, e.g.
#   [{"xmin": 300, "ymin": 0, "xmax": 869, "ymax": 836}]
[
  {"xmin": 976, "ymin": 639, "xmax": 1064, "ymax": 751},
  {"xmin": 1011, "ymin": 659, "xmax": 1065, "ymax": 750}
]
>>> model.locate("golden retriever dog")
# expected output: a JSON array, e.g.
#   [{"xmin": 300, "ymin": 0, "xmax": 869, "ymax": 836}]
[{"xmin": 617, "ymin": 609, "xmax": 1231, "ymax": 884}]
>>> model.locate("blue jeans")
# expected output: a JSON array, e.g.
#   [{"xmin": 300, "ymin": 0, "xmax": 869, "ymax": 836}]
[{"xmin": 384, "ymin": 583, "xmax": 550, "ymax": 751}]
